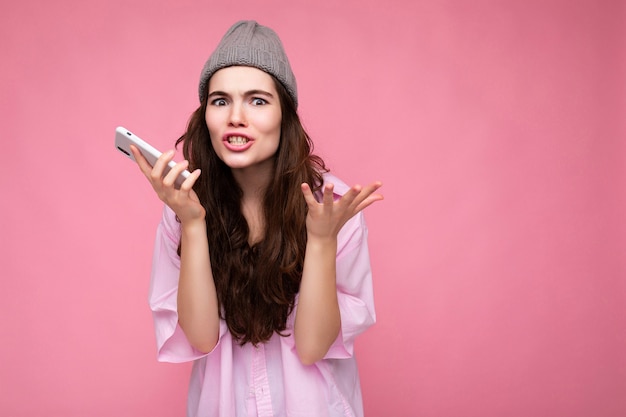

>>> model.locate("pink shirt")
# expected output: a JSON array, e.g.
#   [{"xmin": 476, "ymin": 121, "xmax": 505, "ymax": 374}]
[{"xmin": 148, "ymin": 173, "xmax": 376, "ymax": 417}]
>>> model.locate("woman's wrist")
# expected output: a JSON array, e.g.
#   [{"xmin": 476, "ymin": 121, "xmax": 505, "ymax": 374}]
[
  {"xmin": 306, "ymin": 234, "xmax": 338, "ymax": 251},
  {"xmin": 180, "ymin": 217, "xmax": 207, "ymax": 236}
]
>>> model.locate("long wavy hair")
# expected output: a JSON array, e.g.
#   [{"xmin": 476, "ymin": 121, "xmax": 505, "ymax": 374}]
[{"xmin": 175, "ymin": 74, "xmax": 327, "ymax": 345}]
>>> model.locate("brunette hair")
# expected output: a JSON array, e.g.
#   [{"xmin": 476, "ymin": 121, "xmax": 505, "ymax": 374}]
[{"xmin": 175, "ymin": 75, "xmax": 326, "ymax": 345}]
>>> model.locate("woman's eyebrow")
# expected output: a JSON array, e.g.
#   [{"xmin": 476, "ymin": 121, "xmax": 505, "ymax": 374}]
[
  {"xmin": 207, "ymin": 90, "xmax": 228, "ymax": 98},
  {"xmin": 245, "ymin": 89, "xmax": 274, "ymax": 98}
]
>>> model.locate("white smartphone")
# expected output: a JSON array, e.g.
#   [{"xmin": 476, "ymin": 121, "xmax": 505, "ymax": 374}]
[{"xmin": 115, "ymin": 126, "xmax": 191, "ymax": 189}]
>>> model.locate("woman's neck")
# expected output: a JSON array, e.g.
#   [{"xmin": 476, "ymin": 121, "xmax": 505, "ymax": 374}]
[
  {"xmin": 231, "ymin": 162, "xmax": 273, "ymax": 200},
  {"xmin": 232, "ymin": 165, "xmax": 273, "ymax": 246}
]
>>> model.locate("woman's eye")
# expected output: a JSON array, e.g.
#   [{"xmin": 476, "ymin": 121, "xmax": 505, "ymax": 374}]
[
  {"xmin": 211, "ymin": 98, "xmax": 227, "ymax": 106},
  {"xmin": 252, "ymin": 98, "xmax": 267, "ymax": 105}
]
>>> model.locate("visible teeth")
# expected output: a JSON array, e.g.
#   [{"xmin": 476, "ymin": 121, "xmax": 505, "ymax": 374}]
[{"xmin": 228, "ymin": 136, "xmax": 248, "ymax": 145}]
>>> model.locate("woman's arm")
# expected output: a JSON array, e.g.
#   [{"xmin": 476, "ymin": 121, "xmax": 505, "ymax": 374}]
[
  {"xmin": 177, "ymin": 219, "xmax": 220, "ymax": 353},
  {"xmin": 131, "ymin": 145, "xmax": 220, "ymax": 353},
  {"xmin": 295, "ymin": 234, "xmax": 341, "ymax": 365},
  {"xmin": 295, "ymin": 181, "xmax": 383, "ymax": 365}
]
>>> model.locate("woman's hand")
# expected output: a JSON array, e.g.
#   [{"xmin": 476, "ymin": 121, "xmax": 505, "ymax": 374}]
[
  {"xmin": 300, "ymin": 181, "xmax": 383, "ymax": 240},
  {"xmin": 130, "ymin": 145, "xmax": 205, "ymax": 224}
]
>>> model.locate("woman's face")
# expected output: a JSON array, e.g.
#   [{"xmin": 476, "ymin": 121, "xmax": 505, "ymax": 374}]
[{"xmin": 205, "ymin": 66, "xmax": 282, "ymax": 177}]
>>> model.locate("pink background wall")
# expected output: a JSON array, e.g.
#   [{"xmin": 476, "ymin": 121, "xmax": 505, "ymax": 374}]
[{"xmin": 1, "ymin": 0, "xmax": 624, "ymax": 416}]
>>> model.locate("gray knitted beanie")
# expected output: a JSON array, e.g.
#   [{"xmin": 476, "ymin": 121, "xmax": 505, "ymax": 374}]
[{"xmin": 198, "ymin": 20, "xmax": 298, "ymax": 108}]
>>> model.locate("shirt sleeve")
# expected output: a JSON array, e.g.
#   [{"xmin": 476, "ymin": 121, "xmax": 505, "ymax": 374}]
[
  {"xmin": 148, "ymin": 206, "xmax": 228, "ymax": 363},
  {"xmin": 323, "ymin": 211, "xmax": 377, "ymax": 359}
]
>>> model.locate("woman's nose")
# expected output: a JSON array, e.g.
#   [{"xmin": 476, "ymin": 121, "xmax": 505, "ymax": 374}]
[{"xmin": 228, "ymin": 102, "xmax": 247, "ymax": 127}]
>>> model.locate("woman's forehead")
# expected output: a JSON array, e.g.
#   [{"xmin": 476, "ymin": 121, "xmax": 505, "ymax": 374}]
[{"xmin": 208, "ymin": 66, "xmax": 276, "ymax": 93}]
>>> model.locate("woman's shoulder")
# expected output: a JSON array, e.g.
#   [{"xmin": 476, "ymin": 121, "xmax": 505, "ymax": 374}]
[
  {"xmin": 159, "ymin": 205, "xmax": 182, "ymax": 238},
  {"xmin": 320, "ymin": 171, "xmax": 369, "ymax": 242},
  {"xmin": 321, "ymin": 171, "xmax": 350, "ymax": 197}
]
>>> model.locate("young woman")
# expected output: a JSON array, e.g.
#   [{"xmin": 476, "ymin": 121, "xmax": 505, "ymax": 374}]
[{"xmin": 130, "ymin": 20, "xmax": 383, "ymax": 417}]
